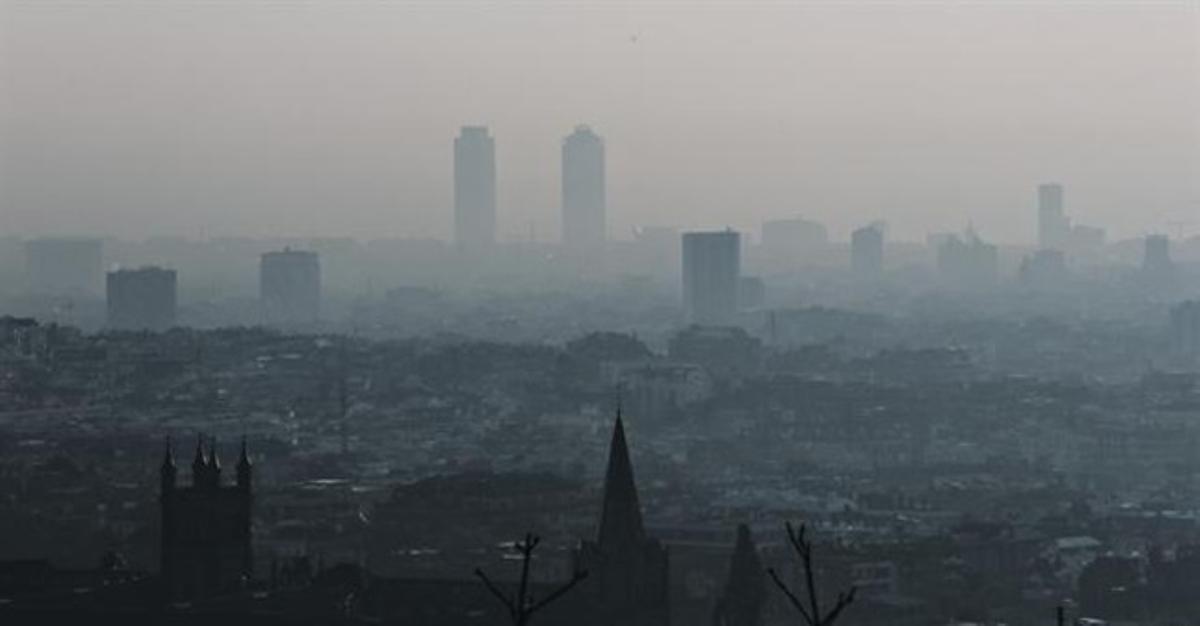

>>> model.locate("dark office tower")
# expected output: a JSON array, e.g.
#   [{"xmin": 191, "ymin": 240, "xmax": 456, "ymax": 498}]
[
  {"xmin": 1037, "ymin": 183, "xmax": 1069, "ymax": 249},
  {"xmin": 682, "ymin": 230, "xmax": 741, "ymax": 325},
  {"xmin": 850, "ymin": 224, "xmax": 884, "ymax": 279},
  {"xmin": 562, "ymin": 125, "xmax": 606, "ymax": 251},
  {"xmin": 1143, "ymin": 234, "xmax": 1172, "ymax": 274},
  {"xmin": 575, "ymin": 413, "xmax": 669, "ymax": 626},
  {"xmin": 106, "ymin": 266, "xmax": 177, "ymax": 331},
  {"xmin": 160, "ymin": 437, "xmax": 253, "ymax": 601},
  {"xmin": 260, "ymin": 248, "xmax": 320, "ymax": 324},
  {"xmin": 454, "ymin": 126, "xmax": 497, "ymax": 250},
  {"xmin": 24, "ymin": 237, "xmax": 103, "ymax": 296}
]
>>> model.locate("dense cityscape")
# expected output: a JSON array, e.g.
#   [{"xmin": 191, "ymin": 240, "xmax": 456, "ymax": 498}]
[
  {"xmin": 3, "ymin": 2, "xmax": 1199, "ymax": 625},
  {"xmin": 1, "ymin": 136, "xmax": 1199, "ymax": 624}
]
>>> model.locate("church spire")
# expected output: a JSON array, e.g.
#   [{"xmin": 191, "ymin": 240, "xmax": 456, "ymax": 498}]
[
  {"xmin": 597, "ymin": 409, "xmax": 645, "ymax": 546},
  {"xmin": 236, "ymin": 436, "xmax": 252, "ymax": 490},
  {"xmin": 191, "ymin": 434, "xmax": 208, "ymax": 486}
]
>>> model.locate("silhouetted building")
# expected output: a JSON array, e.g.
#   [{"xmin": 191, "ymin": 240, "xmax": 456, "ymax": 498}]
[
  {"xmin": 106, "ymin": 267, "xmax": 177, "ymax": 331},
  {"xmin": 936, "ymin": 231, "xmax": 998, "ymax": 289},
  {"xmin": 454, "ymin": 126, "xmax": 497, "ymax": 250},
  {"xmin": 1037, "ymin": 183, "xmax": 1068, "ymax": 250},
  {"xmin": 260, "ymin": 248, "xmax": 320, "ymax": 324},
  {"xmin": 160, "ymin": 437, "xmax": 253, "ymax": 601},
  {"xmin": 682, "ymin": 230, "xmax": 741, "ymax": 325},
  {"xmin": 24, "ymin": 238, "xmax": 103, "ymax": 296},
  {"xmin": 851, "ymin": 224, "xmax": 884, "ymax": 279},
  {"xmin": 1035, "ymin": 183, "xmax": 1105, "ymax": 255},
  {"xmin": 712, "ymin": 525, "xmax": 766, "ymax": 626},
  {"xmin": 575, "ymin": 414, "xmax": 670, "ymax": 626},
  {"xmin": 1144, "ymin": 234, "xmax": 1172, "ymax": 276},
  {"xmin": 562, "ymin": 125, "xmax": 606, "ymax": 251}
]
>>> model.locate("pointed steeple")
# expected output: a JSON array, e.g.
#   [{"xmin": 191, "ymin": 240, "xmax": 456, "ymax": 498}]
[
  {"xmin": 161, "ymin": 436, "xmax": 176, "ymax": 470},
  {"xmin": 715, "ymin": 524, "xmax": 767, "ymax": 626},
  {"xmin": 208, "ymin": 437, "xmax": 221, "ymax": 470},
  {"xmin": 191, "ymin": 434, "xmax": 208, "ymax": 485},
  {"xmin": 236, "ymin": 436, "xmax": 252, "ymax": 489},
  {"xmin": 160, "ymin": 436, "xmax": 177, "ymax": 492},
  {"xmin": 597, "ymin": 409, "xmax": 645, "ymax": 546}
]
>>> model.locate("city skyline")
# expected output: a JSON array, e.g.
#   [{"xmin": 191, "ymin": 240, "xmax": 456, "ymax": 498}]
[{"xmin": 2, "ymin": 2, "xmax": 1195, "ymax": 243}]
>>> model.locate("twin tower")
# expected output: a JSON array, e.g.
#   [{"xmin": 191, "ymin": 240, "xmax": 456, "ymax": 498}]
[{"xmin": 159, "ymin": 436, "xmax": 253, "ymax": 601}]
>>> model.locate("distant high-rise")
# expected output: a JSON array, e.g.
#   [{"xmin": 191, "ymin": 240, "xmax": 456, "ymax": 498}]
[
  {"xmin": 562, "ymin": 125, "xmax": 606, "ymax": 251},
  {"xmin": 24, "ymin": 238, "xmax": 103, "ymax": 296},
  {"xmin": 454, "ymin": 126, "xmax": 497, "ymax": 250},
  {"xmin": 682, "ymin": 230, "xmax": 741, "ymax": 325},
  {"xmin": 106, "ymin": 266, "xmax": 177, "ymax": 331},
  {"xmin": 260, "ymin": 248, "xmax": 320, "ymax": 324},
  {"xmin": 1144, "ymin": 234, "xmax": 1172, "ymax": 275},
  {"xmin": 850, "ymin": 224, "xmax": 884, "ymax": 279},
  {"xmin": 1038, "ymin": 183, "xmax": 1068, "ymax": 249}
]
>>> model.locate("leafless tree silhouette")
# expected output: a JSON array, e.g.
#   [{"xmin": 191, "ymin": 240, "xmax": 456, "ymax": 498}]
[
  {"xmin": 474, "ymin": 532, "xmax": 588, "ymax": 626},
  {"xmin": 767, "ymin": 522, "xmax": 856, "ymax": 626}
]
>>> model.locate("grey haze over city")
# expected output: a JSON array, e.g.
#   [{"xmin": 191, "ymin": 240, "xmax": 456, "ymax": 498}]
[
  {"xmin": 5, "ymin": 3, "xmax": 1200, "ymax": 626},
  {"xmin": 2, "ymin": 0, "xmax": 1197, "ymax": 243}
]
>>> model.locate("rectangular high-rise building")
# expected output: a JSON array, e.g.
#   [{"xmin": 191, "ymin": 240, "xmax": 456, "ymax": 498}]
[
  {"xmin": 106, "ymin": 266, "xmax": 177, "ymax": 331},
  {"xmin": 1037, "ymin": 183, "xmax": 1068, "ymax": 250},
  {"xmin": 453, "ymin": 126, "xmax": 497, "ymax": 250},
  {"xmin": 260, "ymin": 248, "xmax": 320, "ymax": 324},
  {"xmin": 562, "ymin": 125, "xmax": 606, "ymax": 251},
  {"xmin": 850, "ymin": 224, "xmax": 884, "ymax": 278},
  {"xmin": 24, "ymin": 238, "xmax": 103, "ymax": 296},
  {"xmin": 682, "ymin": 230, "xmax": 740, "ymax": 325}
]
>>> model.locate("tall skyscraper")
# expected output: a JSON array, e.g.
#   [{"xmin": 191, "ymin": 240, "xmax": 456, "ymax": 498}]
[
  {"xmin": 260, "ymin": 248, "xmax": 320, "ymax": 324},
  {"xmin": 24, "ymin": 238, "xmax": 103, "ymax": 296},
  {"xmin": 453, "ymin": 126, "xmax": 497, "ymax": 250},
  {"xmin": 562, "ymin": 125, "xmax": 606, "ymax": 251},
  {"xmin": 682, "ymin": 230, "xmax": 741, "ymax": 325},
  {"xmin": 850, "ymin": 224, "xmax": 884, "ymax": 279},
  {"xmin": 1037, "ymin": 183, "xmax": 1069, "ymax": 250},
  {"xmin": 106, "ymin": 266, "xmax": 177, "ymax": 331}
]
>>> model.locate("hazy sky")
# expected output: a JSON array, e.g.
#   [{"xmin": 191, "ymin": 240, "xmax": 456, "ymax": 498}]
[{"xmin": 2, "ymin": 0, "xmax": 1197, "ymax": 244}]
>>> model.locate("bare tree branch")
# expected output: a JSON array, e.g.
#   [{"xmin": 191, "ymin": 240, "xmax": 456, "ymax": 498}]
[
  {"xmin": 769, "ymin": 522, "xmax": 856, "ymax": 626},
  {"xmin": 476, "ymin": 531, "xmax": 588, "ymax": 626},
  {"xmin": 767, "ymin": 567, "xmax": 815, "ymax": 625}
]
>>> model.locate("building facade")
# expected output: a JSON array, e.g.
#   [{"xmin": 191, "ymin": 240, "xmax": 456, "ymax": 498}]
[
  {"xmin": 106, "ymin": 267, "xmax": 177, "ymax": 331},
  {"xmin": 562, "ymin": 125, "xmax": 606, "ymax": 251},
  {"xmin": 682, "ymin": 230, "xmax": 741, "ymax": 325},
  {"xmin": 260, "ymin": 248, "xmax": 320, "ymax": 325},
  {"xmin": 454, "ymin": 126, "xmax": 497, "ymax": 250},
  {"xmin": 850, "ymin": 224, "xmax": 884, "ymax": 279}
]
